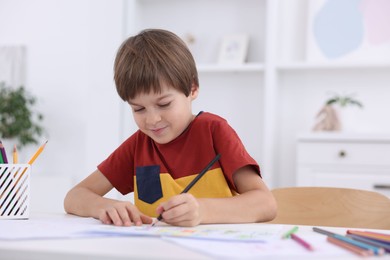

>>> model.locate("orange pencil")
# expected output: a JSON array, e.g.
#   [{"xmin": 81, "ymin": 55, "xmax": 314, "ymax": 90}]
[
  {"xmin": 347, "ymin": 230, "xmax": 390, "ymax": 242},
  {"xmin": 13, "ymin": 144, "xmax": 18, "ymax": 164},
  {"xmin": 28, "ymin": 140, "xmax": 48, "ymax": 165}
]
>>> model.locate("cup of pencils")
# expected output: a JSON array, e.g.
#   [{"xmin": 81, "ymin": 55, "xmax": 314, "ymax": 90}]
[{"xmin": 0, "ymin": 141, "xmax": 47, "ymax": 219}]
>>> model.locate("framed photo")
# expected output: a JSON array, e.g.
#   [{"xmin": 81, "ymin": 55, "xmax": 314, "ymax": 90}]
[{"xmin": 218, "ymin": 34, "xmax": 249, "ymax": 64}]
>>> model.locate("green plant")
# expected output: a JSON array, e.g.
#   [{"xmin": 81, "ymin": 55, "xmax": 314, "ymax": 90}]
[
  {"xmin": 0, "ymin": 82, "xmax": 44, "ymax": 148},
  {"xmin": 325, "ymin": 93, "xmax": 363, "ymax": 108}
]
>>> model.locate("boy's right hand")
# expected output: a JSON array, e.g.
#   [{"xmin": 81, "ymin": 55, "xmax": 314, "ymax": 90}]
[{"xmin": 98, "ymin": 201, "xmax": 153, "ymax": 226}]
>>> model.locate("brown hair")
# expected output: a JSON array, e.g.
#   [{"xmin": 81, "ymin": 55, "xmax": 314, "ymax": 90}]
[{"xmin": 114, "ymin": 29, "xmax": 199, "ymax": 101}]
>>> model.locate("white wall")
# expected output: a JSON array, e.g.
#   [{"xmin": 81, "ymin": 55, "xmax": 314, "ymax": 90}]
[
  {"xmin": 1, "ymin": 0, "xmax": 389, "ymax": 212},
  {"xmin": 0, "ymin": 0, "xmax": 125, "ymax": 212}
]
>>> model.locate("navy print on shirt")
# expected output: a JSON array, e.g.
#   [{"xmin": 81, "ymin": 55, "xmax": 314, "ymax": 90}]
[{"xmin": 136, "ymin": 165, "xmax": 163, "ymax": 204}]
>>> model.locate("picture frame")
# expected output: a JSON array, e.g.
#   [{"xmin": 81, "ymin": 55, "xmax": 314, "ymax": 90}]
[{"xmin": 218, "ymin": 34, "xmax": 249, "ymax": 64}]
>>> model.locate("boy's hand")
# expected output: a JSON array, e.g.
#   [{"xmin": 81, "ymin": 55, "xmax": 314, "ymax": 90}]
[
  {"xmin": 98, "ymin": 201, "xmax": 153, "ymax": 226},
  {"xmin": 156, "ymin": 193, "xmax": 202, "ymax": 227}
]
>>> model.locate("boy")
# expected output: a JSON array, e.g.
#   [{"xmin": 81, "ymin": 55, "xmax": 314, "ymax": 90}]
[{"xmin": 64, "ymin": 29, "xmax": 277, "ymax": 227}]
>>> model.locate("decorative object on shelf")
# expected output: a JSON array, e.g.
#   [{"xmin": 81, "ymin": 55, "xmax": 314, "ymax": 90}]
[
  {"xmin": 306, "ymin": 0, "xmax": 390, "ymax": 62},
  {"xmin": 0, "ymin": 82, "xmax": 44, "ymax": 149},
  {"xmin": 218, "ymin": 34, "xmax": 249, "ymax": 65},
  {"xmin": 313, "ymin": 93, "xmax": 363, "ymax": 132},
  {"xmin": 313, "ymin": 104, "xmax": 341, "ymax": 131}
]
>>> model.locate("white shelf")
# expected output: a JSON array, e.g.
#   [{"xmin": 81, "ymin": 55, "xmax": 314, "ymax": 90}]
[
  {"xmin": 197, "ymin": 63, "xmax": 265, "ymax": 73},
  {"xmin": 297, "ymin": 132, "xmax": 390, "ymax": 143},
  {"xmin": 277, "ymin": 61, "xmax": 390, "ymax": 71}
]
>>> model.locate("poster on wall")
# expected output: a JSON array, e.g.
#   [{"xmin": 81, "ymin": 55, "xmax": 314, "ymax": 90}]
[{"xmin": 306, "ymin": 0, "xmax": 390, "ymax": 62}]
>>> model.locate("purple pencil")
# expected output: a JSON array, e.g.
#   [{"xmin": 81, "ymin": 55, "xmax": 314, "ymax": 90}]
[{"xmin": 0, "ymin": 141, "xmax": 8, "ymax": 163}]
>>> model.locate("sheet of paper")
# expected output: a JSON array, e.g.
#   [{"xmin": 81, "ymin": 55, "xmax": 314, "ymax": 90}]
[
  {"xmin": 87, "ymin": 223, "xmax": 285, "ymax": 242},
  {"xmin": 164, "ymin": 234, "xmax": 354, "ymax": 258},
  {"xmin": 0, "ymin": 214, "xmax": 102, "ymax": 240}
]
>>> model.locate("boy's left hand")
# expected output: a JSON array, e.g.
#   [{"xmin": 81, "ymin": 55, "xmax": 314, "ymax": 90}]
[{"xmin": 156, "ymin": 193, "xmax": 202, "ymax": 227}]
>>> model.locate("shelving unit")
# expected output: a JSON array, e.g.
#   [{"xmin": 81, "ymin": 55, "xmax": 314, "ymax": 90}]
[{"xmin": 122, "ymin": 0, "xmax": 390, "ymax": 188}]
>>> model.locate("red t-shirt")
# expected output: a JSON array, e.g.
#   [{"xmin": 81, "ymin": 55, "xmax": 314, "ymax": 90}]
[{"xmin": 98, "ymin": 112, "xmax": 260, "ymax": 216}]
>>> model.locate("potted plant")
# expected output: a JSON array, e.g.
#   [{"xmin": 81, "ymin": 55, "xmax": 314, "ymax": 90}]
[
  {"xmin": 325, "ymin": 93, "xmax": 363, "ymax": 132},
  {"xmin": 325, "ymin": 93, "xmax": 363, "ymax": 108},
  {"xmin": 0, "ymin": 82, "xmax": 44, "ymax": 149}
]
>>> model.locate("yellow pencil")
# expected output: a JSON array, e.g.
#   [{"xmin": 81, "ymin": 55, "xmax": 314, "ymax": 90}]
[
  {"xmin": 28, "ymin": 140, "xmax": 48, "ymax": 165},
  {"xmin": 13, "ymin": 144, "xmax": 19, "ymax": 164}
]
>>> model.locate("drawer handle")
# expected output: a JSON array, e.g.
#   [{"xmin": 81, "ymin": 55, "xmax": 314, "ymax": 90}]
[
  {"xmin": 338, "ymin": 150, "xmax": 346, "ymax": 158},
  {"xmin": 373, "ymin": 184, "xmax": 390, "ymax": 190}
]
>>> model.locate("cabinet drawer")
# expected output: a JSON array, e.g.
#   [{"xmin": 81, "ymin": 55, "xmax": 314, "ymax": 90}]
[
  {"xmin": 311, "ymin": 171, "xmax": 390, "ymax": 197},
  {"xmin": 297, "ymin": 142, "xmax": 390, "ymax": 166}
]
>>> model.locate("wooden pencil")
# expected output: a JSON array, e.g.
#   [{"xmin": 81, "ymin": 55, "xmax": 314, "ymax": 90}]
[
  {"xmin": 0, "ymin": 141, "xmax": 8, "ymax": 163},
  {"xmin": 327, "ymin": 236, "xmax": 373, "ymax": 257},
  {"xmin": 291, "ymin": 233, "xmax": 315, "ymax": 251}
]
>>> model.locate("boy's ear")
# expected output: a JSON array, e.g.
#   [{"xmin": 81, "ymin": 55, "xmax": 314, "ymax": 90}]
[{"xmin": 190, "ymin": 84, "xmax": 199, "ymax": 100}]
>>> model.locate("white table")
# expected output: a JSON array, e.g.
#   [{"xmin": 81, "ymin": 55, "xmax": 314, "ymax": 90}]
[{"xmin": 0, "ymin": 213, "xmax": 388, "ymax": 260}]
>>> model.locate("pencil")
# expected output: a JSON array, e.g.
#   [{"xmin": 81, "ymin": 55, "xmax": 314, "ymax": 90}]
[
  {"xmin": 291, "ymin": 233, "xmax": 315, "ymax": 251},
  {"xmin": 347, "ymin": 230, "xmax": 390, "ymax": 242},
  {"xmin": 327, "ymin": 236, "xmax": 373, "ymax": 257},
  {"xmin": 152, "ymin": 154, "xmax": 221, "ymax": 226},
  {"xmin": 313, "ymin": 227, "xmax": 384, "ymax": 255},
  {"xmin": 347, "ymin": 234, "xmax": 390, "ymax": 253},
  {"xmin": 0, "ymin": 141, "xmax": 8, "ymax": 163},
  {"xmin": 282, "ymin": 226, "xmax": 299, "ymax": 239},
  {"xmin": 28, "ymin": 140, "xmax": 48, "ymax": 165},
  {"xmin": 13, "ymin": 145, "xmax": 18, "ymax": 164}
]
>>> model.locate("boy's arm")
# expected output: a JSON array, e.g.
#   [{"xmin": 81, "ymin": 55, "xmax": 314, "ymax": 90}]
[
  {"xmin": 64, "ymin": 170, "xmax": 152, "ymax": 226},
  {"xmin": 157, "ymin": 166, "xmax": 277, "ymax": 226},
  {"xmin": 202, "ymin": 166, "xmax": 277, "ymax": 223}
]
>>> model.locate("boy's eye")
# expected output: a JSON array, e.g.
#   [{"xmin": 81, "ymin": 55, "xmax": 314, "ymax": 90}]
[
  {"xmin": 158, "ymin": 102, "xmax": 171, "ymax": 108},
  {"xmin": 133, "ymin": 107, "xmax": 145, "ymax": 112}
]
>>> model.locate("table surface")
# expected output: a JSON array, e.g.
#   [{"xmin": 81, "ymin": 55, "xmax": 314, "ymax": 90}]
[{"xmin": 0, "ymin": 213, "xmax": 389, "ymax": 260}]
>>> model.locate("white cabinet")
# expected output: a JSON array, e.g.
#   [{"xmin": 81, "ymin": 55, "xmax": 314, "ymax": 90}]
[{"xmin": 296, "ymin": 133, "xmax": 390, "ymax": 197}]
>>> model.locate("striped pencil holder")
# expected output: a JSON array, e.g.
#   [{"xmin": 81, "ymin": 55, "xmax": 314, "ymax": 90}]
[{"xmin": 0, "ymin": 164, "xmax": 31, "ymax": 219}]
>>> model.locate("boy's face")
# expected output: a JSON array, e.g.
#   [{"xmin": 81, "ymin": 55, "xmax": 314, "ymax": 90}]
[{"xmin": 128, "ymin": 83, "xmax": 199, "ymax": 144}]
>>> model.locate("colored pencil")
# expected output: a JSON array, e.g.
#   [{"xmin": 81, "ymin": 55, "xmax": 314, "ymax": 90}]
[
  {"xmin": 13, "ymin": 145, "xmax": 18, "ymax": 164},
  {"xmin": 347, "ymin": 230, "xmax": 390, "ymax": 242},
  {"xmin": 152, "ymin": 154, "xmax": 221, "ymax": 226},
  {"xmin": 0, "ymin": 141, "xmax": 8, "ymax": 163},
  {"xmin": 291, "ymin": 233, "xmax": 315, "ymax": 251},
  {"xmin": 327, "ymin": 236, "xmax": 373, "ymax": 257},
  {"xmin": 282, "ymin": 226, "xmax": 299, "ymax": 239},
  {"xmin": 347, "ymin": 234, "xmax": 390, "ymax": 253},
  {"xmin": 28, "ymin": 140, "xmax": 48, "ymax": 165},
  {"xmin": 313, "ymin": 227, "xmax": 385, "ymax": 255}
]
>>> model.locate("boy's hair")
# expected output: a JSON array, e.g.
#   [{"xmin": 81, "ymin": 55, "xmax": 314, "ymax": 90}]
[{"xmin": 114, "ymin": 29, "xmax": 199, "ymax": 101}]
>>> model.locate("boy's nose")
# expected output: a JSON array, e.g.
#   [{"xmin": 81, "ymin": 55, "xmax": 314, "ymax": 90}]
[{"xmin": 146, "ymin": 111, "xmax": 161, "ymax": 125}]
